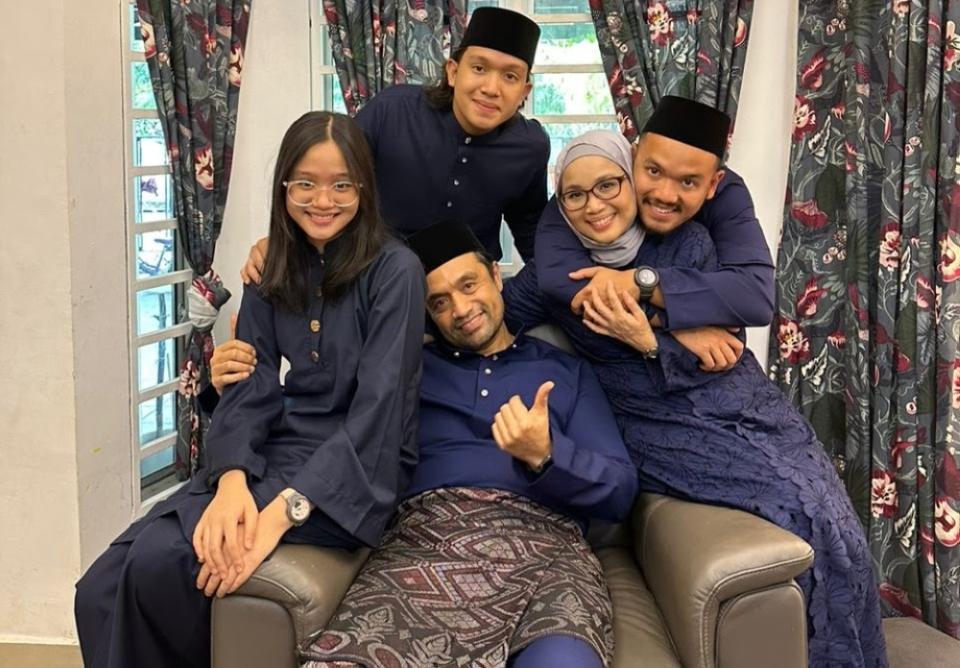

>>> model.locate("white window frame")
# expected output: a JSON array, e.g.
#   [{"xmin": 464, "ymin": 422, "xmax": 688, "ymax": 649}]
[{"xmin": 123, "ymin": 0, "xmax": 192, "ymax": 510}]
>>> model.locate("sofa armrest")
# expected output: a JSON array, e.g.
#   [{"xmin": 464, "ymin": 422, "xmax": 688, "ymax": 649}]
[
  {"xmin": 634, "ymin": 493, "xmax": 814, "ymax": 668},
  {"xmin": 227, "ymin": 543, "xmax": 369, "ymax": 649}
]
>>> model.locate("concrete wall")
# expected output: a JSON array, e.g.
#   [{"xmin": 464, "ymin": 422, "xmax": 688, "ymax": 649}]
[{"xmin": 0, "ymin": 0, "xmax": 131, "ymax": 643}]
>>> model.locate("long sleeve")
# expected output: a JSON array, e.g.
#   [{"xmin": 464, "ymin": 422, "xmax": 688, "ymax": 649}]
[
  {"xmin": 534, "ymin": 197, "xmax": 592, "ymax": 305},
  {"xmin": 522, "ymin": 361, "xmax": 637, "ymax": 523},
  {"xmin": 290, "ymin": 251, "xmax": 425, "ymax": 542},
  {"xmin": 204, "ymin": 283, "xmax": 283, "ymax": 485},
  {"xmin": 503, "ymin": 152, "xmax": 549, "ymax": 261},
  {"xmin": 644, "ymin": 224, "xmax": 745, "ymax": 392},
  {"xmin": 657, "ymin": 170, "xmax": 775, "ymax": 329},
  {"xmin": 502, "ymin": 262, "xmax": 550, "ymax": 333}
]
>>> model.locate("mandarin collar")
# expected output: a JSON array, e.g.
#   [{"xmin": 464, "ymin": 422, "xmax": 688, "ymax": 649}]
[
  {"xmin": 440, "ymin": 107, "xmax": 514, "ymax": 146},
  {"xmin": 430, "ymin": 327, "xmax": 527, "ymax": 360}
]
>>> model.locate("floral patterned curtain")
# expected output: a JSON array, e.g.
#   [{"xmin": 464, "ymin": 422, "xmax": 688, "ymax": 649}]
[
  {"xmin": 771, "ymin": 0, "xmax": 960, "ymax": 637},
  {"xmin": 588, "ymin": 0, "xmax": 754, "ymax": 140},
  {"xmin": 324, "ymin": 0, "xmax": 468, "ymax": 115},
  {"xmin": 136, "ymin": 0, "xmax": 251, "ymax": 479}
]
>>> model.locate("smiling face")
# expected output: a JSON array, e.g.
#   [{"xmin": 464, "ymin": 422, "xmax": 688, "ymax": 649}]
[
  {"xmin": 445, "ymin": 46, "xmax": 532, "ymax": 136},
  {"xmin": 632, "ymin": 132, "xmax": 724, "ymax": 235},
  {"xmin": 284, "ymin": 140, "xmax": 359, "ymax": 250},
  {"xmin": 559, "ymin": 155, "xmax": 638, "ymax": 245},
  {"xmin": 425, "ymin": 252, "xmax": 511, "ymax": 355}
]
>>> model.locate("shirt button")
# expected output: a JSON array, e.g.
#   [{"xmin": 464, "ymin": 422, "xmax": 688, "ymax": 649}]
[
  {"xmin": 465, "ymin": 137, "xmax": 472, "ymax": 144},
  {"xmin": 446, "ymin": 201, "xmax": 453, "ymax": 208},
  {"xmin": 461, "ymin": 157, "xmax": 468, "ymax": 164},
  {"xmin": 453, "ymin": 179, "xmax": 460, "ymax": 186},
  {"xmin": 453, "ymin": 351, "xmax": 461, "ymax": 358},
  {"xmin": 310, "ymin": 351, "xmax": 320, "ymax": 363},
  {"xmin": 480, "ymin": 389, "xmax": 489, "ymax": 397},
  {"xmin": 484, "ymin": 368, "xmax": 492, "ymax": 375},
  {"xmin": 309, "ymin": 319, "xmax": 321, "ymax": 333},
  {"xmin": 315, "ymin": 287, "xmax": 323, "ymax": 298},
  {"xmin": 492, "ymin": 354, "xmax": 498, "ymax": 361}
]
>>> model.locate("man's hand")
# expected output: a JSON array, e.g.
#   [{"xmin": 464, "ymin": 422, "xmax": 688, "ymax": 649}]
[
  {"xmin": 569, "ymin": 266, "xmax": 639, "ymax": 315},
  {"xmin": 211, "ymin": 314, "xmax": 256, "ymax": 395},
  {"xmin": 582, "ymin": 282, "xmax": 658, "ymax": 353},
  {"xmin": 672, "ymin": 326, "xmax": 744, "ymax": 371},
  {"xmin": 491, "ymin": 381, "xmax": 554, "ymax": 470},
  {"xmin": 240, "ymin": 237, "xmax": 270, "ymax": 285},
  {"xmin": 192, "ymin": 470, "xmax": 259, "ymax": 579}
]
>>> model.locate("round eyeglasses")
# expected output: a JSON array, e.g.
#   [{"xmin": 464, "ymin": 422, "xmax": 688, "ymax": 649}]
[
  {"xmin": 283, "ymin": 179, "xmax": 362, "ymax": 208},
  {"xmin": 559, "ymin": 175, "xmax": 628, "ymax": 211}
]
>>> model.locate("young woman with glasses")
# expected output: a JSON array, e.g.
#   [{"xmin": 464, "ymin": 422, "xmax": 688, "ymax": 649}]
[{"xmin": 75, "ymin": 111, "xmax": 426, "ymax": 668}]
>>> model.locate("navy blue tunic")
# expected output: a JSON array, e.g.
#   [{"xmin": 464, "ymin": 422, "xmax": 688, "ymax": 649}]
[
  {"xmin": 504, "ymin": 226, "xmax": 888, "ymax": 668},
  {"xmin": 405, "ymin": 333, "xmax": 637, "ymax": 527},
  {"xmin": 204, "ymin": 237, "xmax": 426, "ymax": 547},
  {"xmin": 533, "ymin": 169, "xmax": 776, "ymax": 329},
  {"xmin": 355, "ymin": 85, "xmax": 550, "ymax": 260}
]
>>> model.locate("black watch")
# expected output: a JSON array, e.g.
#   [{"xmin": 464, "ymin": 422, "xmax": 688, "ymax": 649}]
[{"xmin": 634, "ymin": 266, "xmax": 659, "ymax": 300}]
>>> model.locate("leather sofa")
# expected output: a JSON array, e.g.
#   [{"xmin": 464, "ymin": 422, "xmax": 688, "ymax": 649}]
[{"xmin": 211, "ymin": 325, "xmax": 816, "ymax": 667}]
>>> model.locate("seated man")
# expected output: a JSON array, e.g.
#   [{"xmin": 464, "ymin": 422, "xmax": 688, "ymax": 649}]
[{"xmin": 297, "ymin": 221, "xmax": 636, "ymax": 667}]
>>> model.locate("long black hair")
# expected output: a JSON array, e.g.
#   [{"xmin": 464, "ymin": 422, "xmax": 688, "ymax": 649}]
[
  {"xmin": 423, "ymin": 47, "xmax": 466, "ymax": 110},
  {"xmin": 259, "ymin": 111, "xmax": 386, "ymax": 313}
]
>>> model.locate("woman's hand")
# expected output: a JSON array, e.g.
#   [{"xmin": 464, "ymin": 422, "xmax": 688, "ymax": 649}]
[
  {"xmin": 582, "ymin": 282, "xmax": 658, "ymax": 353},
  {"xmin": 210, "ymin": 315, "xmax": 257, "ymax": 395},
  {"xmin": 192, "ymin": 470, "xmax": 259, "ymax": 579},
  {"xmin": 568, "ymin": 266, "xmax": 639, "ymax": 315},
  {"xmin": 240, "ymin": 237, "xmax": 270, "ymax": 285},
  {"xmin": 196, "ymin": 495, "xmax": 293, "ymax": 598}
]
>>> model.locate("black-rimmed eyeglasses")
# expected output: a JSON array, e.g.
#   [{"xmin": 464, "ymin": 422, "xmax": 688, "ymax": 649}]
[{"xmin": 559, "ymin": 175, "xmax": 628, "ymax": 211}]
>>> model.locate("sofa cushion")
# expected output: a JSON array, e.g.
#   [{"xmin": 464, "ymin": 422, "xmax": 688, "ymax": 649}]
[
  {"xmin": 230, "ymin": 544, "xmax": 369, "ymax": 649},
  {"xmin": 597, "ymin": 546, "xmax": 682, "ymax": 668},
  {"xmin": 883, "ymin": 617, "xmax": 960, "ymax": 668}
]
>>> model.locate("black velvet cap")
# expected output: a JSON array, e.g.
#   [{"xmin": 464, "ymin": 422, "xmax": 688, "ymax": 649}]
[
  {"xmin": 459, "ymin": 7, "xmax": 541, "ymax": 68},
  {"xmin": 642, "ymin": 96, "xmax": 731, "ymax": 159},
  {"xmin": 407, "ymin": 221, "xmax": 486, "ymax": 274}
]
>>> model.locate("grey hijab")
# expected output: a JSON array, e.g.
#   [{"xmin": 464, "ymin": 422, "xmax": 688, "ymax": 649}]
[{"xmin": 554, "ymin": 130, "xmax": 644, "ymax": 267}]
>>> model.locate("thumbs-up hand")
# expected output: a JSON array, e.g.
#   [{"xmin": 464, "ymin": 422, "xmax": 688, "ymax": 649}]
[{"xmin": 491, "ymin": 381, "xmax": 555, "ymax": 471}]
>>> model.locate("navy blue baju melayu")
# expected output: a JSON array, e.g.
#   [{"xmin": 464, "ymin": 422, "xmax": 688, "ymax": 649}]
[
  {"xmin": 355, "ymin": 85, "xmax": 550, "ymax": 260},
  {"xmin": 75, "ymin": 239, "xmax": 425, "ymax": 668},
  {"xmin": 504, "ymin": 224, "xmax": 888, "ymax": 668}
]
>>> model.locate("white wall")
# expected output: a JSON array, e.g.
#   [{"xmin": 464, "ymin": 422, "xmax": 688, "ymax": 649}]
[
  {"xmin": 728, "ymin": 0, "xmax": 798, "ymax": 368},
  {"xmin": 0, "ymin": 0, "xmax": 131, "ymax": 644}
]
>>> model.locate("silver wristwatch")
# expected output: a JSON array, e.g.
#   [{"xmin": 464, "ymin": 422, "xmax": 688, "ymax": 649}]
[{"xmin": 282, "ymin": 490, "xmax": 311, "ymax": 526}]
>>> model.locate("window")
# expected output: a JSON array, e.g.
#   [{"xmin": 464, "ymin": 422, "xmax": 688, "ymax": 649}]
[
  {"xmin": 309, "ymin": 4, "xmax": 347, "ymax": 114},
  {"xmin": 124, "ymin": 1, "xmax": 192, "ymax": 504}
]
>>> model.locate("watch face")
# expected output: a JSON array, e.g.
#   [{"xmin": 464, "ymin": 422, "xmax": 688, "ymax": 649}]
[
  {"xmin": 637, "ymin": 268, "xmax": 657, "ymax": 287},
  {"xmin": 291, "ymin": 497, "xmax": 310, "ymax": 521}
]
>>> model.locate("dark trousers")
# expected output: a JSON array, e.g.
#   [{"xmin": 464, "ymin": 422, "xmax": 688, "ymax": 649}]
[
  {"xmin": 75, "ymin": 513, "xmax": 209, "ymax": 668},
  {"xmin": 75, "ymin": 486, "xmax": 359, "ymax": 668}
]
